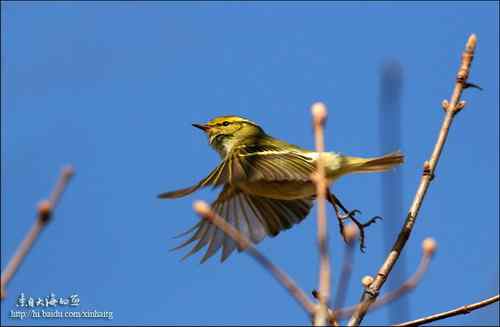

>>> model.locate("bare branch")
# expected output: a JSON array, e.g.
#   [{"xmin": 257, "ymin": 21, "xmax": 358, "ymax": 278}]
[
  {"xmin": 311, "ymin": 102, "xmax": 334, "ymax": 326},
  {"xmin": 192, "ymin": 201, "xmax": 316, "ymax": 317},
  {"xmin": 347, "ymin": 34, "xmax": 478, "ymax": 326},
  {"xmin": 48, "ymin": 166, "xmax": 75, "ymax": 207},
  {"xmin": 333, "ymin": 224, "xmax": 357, "ymax": 312},
  {"xmin": 394, "ymin": 294, "xmax": 499, "ymax": 327},
  {"xmin": 314, "ymin": 238, "xmax": 435, "ymax": 321},
  {"xmin": 0, "ymin": 166, "xmax": 75, "ymax": 300},
  {"xmin": 358, "ymin": 238, "xmax": 435, "ymax": 313},
  {"xmin": 334, "ymin": 238, "xmax": 435, "ymax": 320}
]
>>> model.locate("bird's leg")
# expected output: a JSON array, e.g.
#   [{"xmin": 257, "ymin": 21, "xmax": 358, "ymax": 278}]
[
  {"xmin": 329, "ymin": 192, "xmax": 347, "ymax": 244},
  {"xmin": 326, "ymin": 190, "xmax": 382, "ymax": 252}
]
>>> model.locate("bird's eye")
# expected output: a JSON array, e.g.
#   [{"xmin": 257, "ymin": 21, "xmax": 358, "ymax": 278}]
[{"xmin": 222, "ymin": 121, "xmax": 230, "ymax": 126}]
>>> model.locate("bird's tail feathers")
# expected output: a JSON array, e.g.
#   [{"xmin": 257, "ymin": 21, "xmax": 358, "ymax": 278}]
[{"xmin": 345, "ymin": 151, "xmax": 404, "ymax": 174}]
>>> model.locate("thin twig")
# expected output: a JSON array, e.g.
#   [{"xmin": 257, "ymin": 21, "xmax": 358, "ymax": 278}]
[
  {"xmin": 311, "ymin": 103, "xmax": 334, "ymax": 326},
  {"xmin": 347, "ymin": 34, "xmax": 478, "ymax": 326},
  {"xmin": 48, "ymin": 166, "xmax": 75, "ymax": 207},
  {"xmin": 0, "ymin": 166, "xmax": 75, "ymax": 300},
  {"xmin": 365, "ymin": 239, "xmax": 434, "ymax": 312},
  {"xmin": 333, "ymin": 224, "xmax": 358, "ymax": 311},
  {"xmin": 192, "ymin": 201, "xmax": 316, "ymax": 317},
  {"xmin": 313, "ymin": 225, "xmax": 357, "ymax": 324},
  {"xmin": 394, "ymin": 294, "xmax": 499, "ymax": 327},
  {"xmin": 334, "ymin": 238, "xmax": 436, "ymax": 320}
]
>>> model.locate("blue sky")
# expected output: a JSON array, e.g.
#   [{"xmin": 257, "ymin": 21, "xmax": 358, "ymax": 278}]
[{"xmin": 1, "ymin": 1, "xmax": 498, "ymax": 325}]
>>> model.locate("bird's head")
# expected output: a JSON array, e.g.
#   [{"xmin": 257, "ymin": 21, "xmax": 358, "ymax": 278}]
[{"xmin": 192, "ymin": 115, "xmax": 265, "ymax": 156}]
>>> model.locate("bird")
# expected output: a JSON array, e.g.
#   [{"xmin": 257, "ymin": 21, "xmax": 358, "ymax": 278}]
[{"xmin": 158, "ymin": 115, "xmax": 404, "ymax": 263}]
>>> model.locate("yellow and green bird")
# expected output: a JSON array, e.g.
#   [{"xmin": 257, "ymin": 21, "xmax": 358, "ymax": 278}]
[{"xmin": 159, "ymin": 115, "xmax": 404, "ymax": 263}]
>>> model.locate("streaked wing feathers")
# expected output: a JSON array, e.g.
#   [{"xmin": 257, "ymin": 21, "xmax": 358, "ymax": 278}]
[
  {"xmin": 157, "ymin": 161, "xmax": 229, "ymax": 199},
  {"xmin": 159, "ymin": 142, "xmax": 315, "ymax": 199},
  {"xmin": 229, "ymin": 144, "xmax": 316, "ymax": 183},
  {"xmin": 172, "ymin": 186, "xmax": 313, "ymax": 263}
]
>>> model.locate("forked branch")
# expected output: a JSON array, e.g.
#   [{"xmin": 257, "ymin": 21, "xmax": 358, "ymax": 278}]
[
  {"xmin": 348, "ymin": 34, "xmax": 478, "ymax": 326},
  {"xmin": 334, "ymin": 238, "xmax": 436, "ymax": 320}
]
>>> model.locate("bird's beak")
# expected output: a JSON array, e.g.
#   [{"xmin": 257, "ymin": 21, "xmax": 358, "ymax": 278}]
[{"xmin": 192, "ymin": 123, "xmax": 211, "ymax": 132}]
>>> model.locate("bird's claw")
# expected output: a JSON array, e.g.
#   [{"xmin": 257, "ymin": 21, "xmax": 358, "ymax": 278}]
[
  {"xmin": 336, "ymin": 209, "xmax": 382, "ymax": 253},
  {"xmin": 311, "ymin": 289, "xmax": 319, "ymax": 299},
  {"xmin": 362, "ymin": 215, "xmax": 383, "ymax": 228},
  {"xmin": 338, "ymin": 209, "xmax": 362, "ymax": 221}
]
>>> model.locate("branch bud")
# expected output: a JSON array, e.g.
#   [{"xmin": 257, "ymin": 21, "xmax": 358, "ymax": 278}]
[
  {"xmin": 422, "ymin": 237, "xmax": 438, "ymax": 256},
  {"xmin": 361, "ymin": 275, "xmax": 374, "ymax": 287},
  {"xmin": 62, "ymin": 165, "xmax": 75, "ymax": 178},
  {"xmin": 193, "ymin": 201, "xmax": 211, "ymax": 217},
  {"xmin": 423, "ymin": 161, "xmax": 431, "ymax": 171},
  {"xmin": 422, "ymin": 161, "xmax": 435, "ymax": 180},
  {"xmin": 441, "ymin": 100, "xmax": 449, "ymax": 112},
  {"xmin": 311, "ymin": 102, "xmax": 328, "ymax": 126},
  {"xmin": 343, "ymin": 223, "xmax": 358, "ymax": 244},
  {"xmin": 467, "ymin": 34, "xmax": 477, "ymax": 51},
  {"xmin": 456, "ymin": 100, "xmax": 466, "ymax": 111},
  {"xmin": 37, "ymin": 200, "xmax": 52, "ymax": 224}
]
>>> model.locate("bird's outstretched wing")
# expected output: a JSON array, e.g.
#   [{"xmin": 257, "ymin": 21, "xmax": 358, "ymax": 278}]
[
  {"xmin": 172, "ymin": 185, "xmax": 313, "ymax": 263},
  {"xmin": 227, "ymin": 142, "xmax": 317, "ymax": 183},
  {"xmin": 158, "ymin": 142, "xmax": 315, "ymax": 199},
  {"xmin": 157, "ymin": 161, "xmax": 229, "ymax": 199}
]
